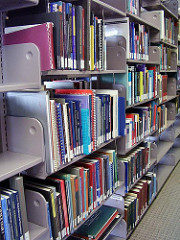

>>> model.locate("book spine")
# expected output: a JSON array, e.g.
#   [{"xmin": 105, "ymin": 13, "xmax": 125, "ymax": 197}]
[
  {"xmin": 46, "ymin": 202, "xmax": 53, "ymax": 240},
  {"xmin": 63, "ymin": 2, "xmax": 68, "ymax": 69},
  {"xmin": 72, "ymin": 6, "xmax": 77, "ymax": 70},
  {"xmin": 1, "ymin": 196, "xmax": 12, "ymax": 240},
  {"xmin": 46, "ymin": 22, "xmax": 56, "ymax": 69},
  {"xmin": 82, "ymin": 8, "xmax": 85, "ymax": 70},
  {"xmin": 75, "ymin": 6, "xmax": 83, "ymax": 70},
  {"xmin": 0, "ymin": 195, "xmax": 5, "ymax": 240}
]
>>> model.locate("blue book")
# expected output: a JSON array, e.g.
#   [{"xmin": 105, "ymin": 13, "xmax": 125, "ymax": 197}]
[
  {"xmin": 1, "ymin": 189, "xmax": 19, "ymax": 240},
  {"xmin": 131, "ymin": 22, "xmax": 135, "ymax": 59},
  {"xmin": 46, "ymin": 202, "xmax": 53, "ymax": 240},
  {"xmin": 128, "ymin": 71, "xmax": 132, "ymax": 106},
  {"xmin": 54, "ymin": 94, "xmax": 91, "ymax": 155},
  {"xmin": 1, "ymin": 195, "xmax": 12, "ymax": 240},
  {"xmin": 123, "ymin": 160, "xmax": 129, "ymax": 193},
  {"xmin": 118, "ymin": 96, "xmax": 126, "ymax": 136},
  {"xmin": 89, "ymin": 160, "xmax": 100, "ymax": 206},
  {"xmin": 55, "ymin": 102, "xmax": 66, "ymax": 164}
]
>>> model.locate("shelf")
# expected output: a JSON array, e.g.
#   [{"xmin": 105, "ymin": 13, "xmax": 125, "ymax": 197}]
[
  {"xmin": 29, "ymin": 222, "xmax": 48, "ymax": 240},
  {"xmin": 91, "ymin": 0, "xmax": 126, "ymax": 18},
  {"xmin": 142, "ymin": 1, "xmax": 178, "ymax": 20},
  {"xmin": 0, "ymin": 151, "xmax": 42, "ymax": 182},
  {"xmin": 157, "ymin": 141, "xmax": 174, "ymax": 163},
  {"xmin": 0, "ymin": 0, "xmax": 38, "ymax": 11},
  {"xmin": 41, "ymin": 69, "xmax": 126, "ymax": 78},
  {"xmin": 160, "ymin": 41, "xmax": 177, "ymax": 48},
  {"xmin": 158, "ymin": 95, "xmax": 178, "ymax": 106},
  {"xmin": 160, "ymin": 70, "xmax": 177, "ymax": 73},
  {"xmin": 126, "ymin": 12, "xmax": 160, "ymax": 31},
  {"xmin": 127, "ymin": 59, "xmax": 160, "ymax": 65},
  {"xmin": 56, "ymin": 136, "xmax": 121, "ymax": 172},
  {"xmin": 126, "ymin": 96, "xmax": 159, "ymax": 110},
  {"xmin": 156, "ymin": 164, "xmax": 174, "ymax": 192},
  {"xmin": 119, "ymin": 129, "xmax": 158, "ymax": 156}
]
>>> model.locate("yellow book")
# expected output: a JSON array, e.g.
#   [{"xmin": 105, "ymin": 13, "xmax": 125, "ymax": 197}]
[
  {"xmin": 139, "ymin": 71, "xmax": 144, "ymax": 101},
  {"xmin": 90, "ymin": 25, "xmax": 94, "ymax": 70}
]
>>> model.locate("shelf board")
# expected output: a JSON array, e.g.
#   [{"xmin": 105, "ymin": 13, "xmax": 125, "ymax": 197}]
[
  {"xmin": 158, "ymin": 95, "xmax": 178, "ymax": 106},
  {"xmin": 160, "ymin": 40, "xmax": 177, "ymax": 48},
  {"xmin": 0, "ymin": 0, "xmax": 38, "ymax": 11},
  {"xmin": 0, "ymin": 151, "xmax": 42, "ymax": 182},
  {"xmin": 160, "ymin": 69, "xmax": 177, "ymax": 73},
  {"xmin": 0, "ymin": 83, "xmax": 41, "ymax": 92},
  {"xmin": 157, "ymin": 141, "xmax": 174, "ymax": 163},
  {"xmin": 42, "ymin": 70, "xmax": 126, "ymax": 78},
  {"xmin": 126, "ymin": 96, "xmax": 159, "ymax": 110},
  {"xmin": 142, "ymin": 2, "xmax": 178, "ymax": 20},
  {"xmin": 91, "ymin": 0, "xmax": 126, "ymax": 18},
  {"xmin": 126, "ymin": 12, "xmax": 160, "ymax": 31},
  {"xmin": 29, "ymin": 222, "xmax": 48, "ymax": 240},
  {"xmin": 56, "ymin": 136, "xmax": 120, "ymax": 172},
  {"xmin": 127, "ymin": 59, "xmax": 160, "ymax": 65}
]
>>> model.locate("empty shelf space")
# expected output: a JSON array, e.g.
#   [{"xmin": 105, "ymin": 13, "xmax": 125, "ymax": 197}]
[
  {"xmin": 29, "ymin": 222, "xmax": 49, "ymax": 240},
  {"xmin": 168, "ymin": 148, "xmax": 180, "ymax": 165},
  {"xmin": 126, "ymin": 12, "xmax": 160, "ymax": 31},
  {"xmin": 156, "ymin": 164, "xmax": 174, "ymax": 192},
  {"xmin": 157, "ymin": 141, "xmax": 174, "ymax": 163},
  {"xmin": 0, "ymin": 151, "xmax": 42, "ymax": 182},
  {"xmin": 91, "ymin": 0, "xmax": 126, "ymax": 18},
  {"xmin": 42, "ymin": 69, "xmax": 126, "ymax": 78}
]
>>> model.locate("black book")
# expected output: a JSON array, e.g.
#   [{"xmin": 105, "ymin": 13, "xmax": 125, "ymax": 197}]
[
  {"xmin": 6, "ymin": 11, "xmax": 64, "ymax": 69},
  {"xmin": 75, "ymin": 5, "xmax": 83, "ymax": 70}
]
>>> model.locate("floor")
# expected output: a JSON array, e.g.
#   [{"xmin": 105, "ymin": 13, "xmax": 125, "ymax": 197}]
[{"xmin": 128, "ymin": 162, "xmax": 180, "ymax": 240}]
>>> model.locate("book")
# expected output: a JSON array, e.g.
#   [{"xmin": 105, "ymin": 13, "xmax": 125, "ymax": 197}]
[
  {"xmin": 1, "ymin": 195, "xmax": 12, "ymax": 240},
  {"xmin": 73, "ymin": 205, "xmax": 119, "ymax": 240},
  {"xmin": 4, "ymin": 22, "xmax": 55, "ymax": 71}
]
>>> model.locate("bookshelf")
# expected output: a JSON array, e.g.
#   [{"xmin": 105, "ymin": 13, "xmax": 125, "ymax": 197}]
[{"xmin": 0, "ymin": 0, "xmax": 180, "ymax": 240}]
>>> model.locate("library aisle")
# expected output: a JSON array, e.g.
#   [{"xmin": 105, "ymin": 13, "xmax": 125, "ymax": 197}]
[{"xmin": 129, "ymin": 162, "xmax": 180, "ymax": 240}]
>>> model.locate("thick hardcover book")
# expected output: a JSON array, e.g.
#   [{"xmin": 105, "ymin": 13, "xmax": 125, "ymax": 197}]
[
  {"xmin": 4, "ymin": 22, "xmax": 55, "ymax": 71},
  {"xmin": 73, "ymin": 205, "xmax": 119, "ymax": 240},
  {"xmin": 76, "ymin": 5, "xmax": 83, "ymax": 70},
  {"xmin": 6, "ymin": 11, "xmax": 64, "ymax": 69}
]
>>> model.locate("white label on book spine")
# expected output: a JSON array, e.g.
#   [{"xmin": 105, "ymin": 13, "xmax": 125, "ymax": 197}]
[
  {"xmin": 20, "ymin": 237, "xmax": 23, "ymax": 240},
  {"xmin": 24, "ymin": 232, "xmax": 30, "ymax": 240},
  {"xmin": 81, "ymin": 60, "xmax": 84, "ymax": 69},
  {"xmin": 61, "ymin": 57, "xmax": 64, "ymax": 69}
]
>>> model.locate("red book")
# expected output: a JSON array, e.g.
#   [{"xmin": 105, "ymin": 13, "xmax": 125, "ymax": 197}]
[
  {"xmin": 126, "ymin": 113, "xmax": 136, "ymax": 145},
  {"xmin": 4, "ymin": 22, "xmax": 55, "ymax": 71}
]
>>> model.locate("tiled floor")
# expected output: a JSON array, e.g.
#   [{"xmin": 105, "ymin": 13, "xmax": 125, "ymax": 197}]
[{"xmin": 129, "ymin": 162, "xmax": 180, "ymax": 240}]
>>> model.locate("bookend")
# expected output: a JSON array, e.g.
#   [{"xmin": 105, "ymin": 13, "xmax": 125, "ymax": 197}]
[
  {"xmin": 170, "ymin": 51, "xmax": 177, "ymax": 71},
  {"xmin": 167, "ymin": 102, "xmax": 176, "ymax": 120},
  {"xmin": 25, "ymin": 189, "xmax": 50, "ymax": 240},
  {"xmin": 149, "ymin": 46, "xmax": 161, "ymax": 64},
  {"xmin": 2, "ymin": 43, "xmax": 41, "ymax": 91},
  {"xmin": 106, "ymin": 35, "xmax": 126, "ymax": 71},
  {"xmin": 167, "ymin": 77, "xmax": 177, "ymax": 96},
  {"xmin": 140, "ymin": 11, "xmax": 161, "ymax": 31}
]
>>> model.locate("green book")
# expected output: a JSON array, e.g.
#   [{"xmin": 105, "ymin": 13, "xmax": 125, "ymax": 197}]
[{"xmin": 73, "ymin": 205, "xmax": 118, "ymax": 239}]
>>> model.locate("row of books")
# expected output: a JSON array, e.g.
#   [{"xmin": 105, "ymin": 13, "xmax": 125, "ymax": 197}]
[
  {"xmin": 5, "ymin": 1, "xmax": 86, "ymax": 71},
  {"xmin": 127, "ymin": 0, "xmax": 139, "ymax": 16},
  {"xmin": 159, "ymin": 44, "xmax": 173, "ymax": 71},
  {"xmin": 118, "ymin": 142, "xmax": 151, "ymax": 193},
  {"xmin": 129, "ymin": 22, "xmax": 149, "ymax": 61},
  {"xmin": 0, "ymin": 176, "xmax": 30, "ymax": 240},
  {"xmin": 128, "ymin": 65, "xmax": 158, "ymax": 106},
  {"xmin": 48, "ymin": 89, "xmax": 125, "ymax": 171},
  {"xmin": 125, "ymin": 102, "xmax": 158, "ymax": 149},
  {"xmin": 177, "ymin": 67, "xmax": 180, "ymax": 90},
  {"xmin": 124, "ymin": 172, "xmax": 157, "ymax": 234},
  {"xmin": 23, "ymin": 149, "xmax": 121, "ymax": 239},
  {"xmin": 163, "ymin": 17, "xmax": 176, "ymax": 45}
]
